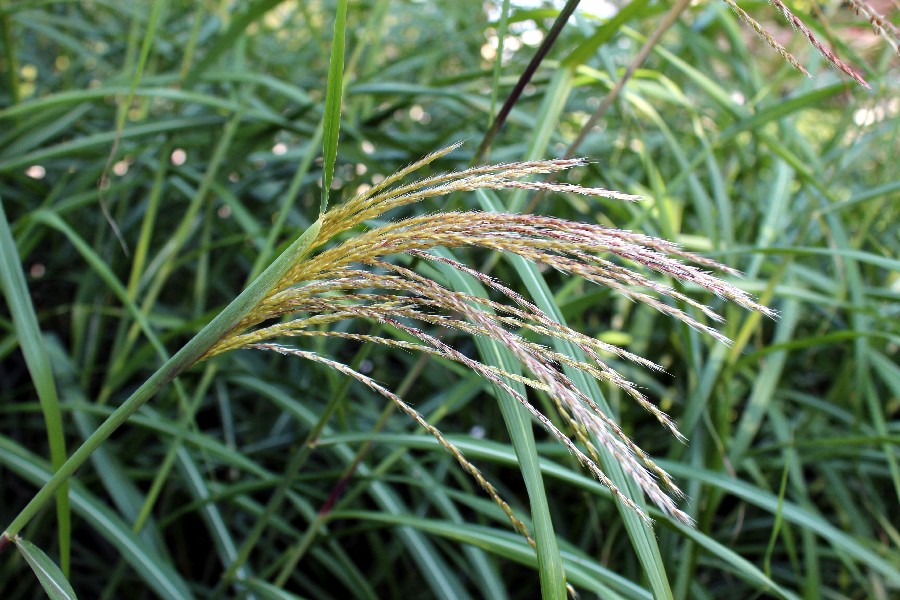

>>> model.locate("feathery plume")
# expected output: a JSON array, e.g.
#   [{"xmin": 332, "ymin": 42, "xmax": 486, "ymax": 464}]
[{"xmin": 204, "ymin": 145, "xmax": 775, "ymax": 530}]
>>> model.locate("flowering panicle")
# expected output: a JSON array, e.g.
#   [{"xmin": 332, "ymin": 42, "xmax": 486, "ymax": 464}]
[
  {"xmin": 204, "ymin": 145, "xmax": 774, "ymax": 527},
  {"xmin": 721, "ymin": 0, "xmax": 875, "ymax": 87}
]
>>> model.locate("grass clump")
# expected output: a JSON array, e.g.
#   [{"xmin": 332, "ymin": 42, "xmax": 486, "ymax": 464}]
[{"xmin": 0, "ymin": 0, "xmax": 897, "ymax": 598}]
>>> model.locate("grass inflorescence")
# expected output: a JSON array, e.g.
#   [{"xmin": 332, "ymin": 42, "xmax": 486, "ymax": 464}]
[{"xmin": 204, "ymin": 146, "xmax": 775, "ymax": 528}]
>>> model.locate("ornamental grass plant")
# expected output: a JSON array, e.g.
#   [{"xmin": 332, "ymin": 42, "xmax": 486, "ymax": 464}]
[{"xmin": 0, "ymin": 1, "xmax": 897, "ymax": 599}]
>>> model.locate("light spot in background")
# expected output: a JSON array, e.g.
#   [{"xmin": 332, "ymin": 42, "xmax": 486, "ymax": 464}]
[
  {"xmin": 504, "ymin": 36, "xmax": 522, "ymax": 53},
  {"xmin": 272, "ymin": 142, "xmax": 288, "ymax": 155},
  {"xmin": 25, "ymin": 165, "xmax": 46, "ymax": 179},
  {"xmin": 19, "ymin": 64, "xmax": 38, "ymax": 97},
  {"xmin": 361, "ymin": 140, "xmax": 375, "ymax": 154},
  {"xmin": 521, "ymin": 28, "xmax": 543, "ymax": 46},
  {"xmin": 112, "ymin": 160, "xmax": 129, "ymax": 176},
  {"xmin": 854, "ymin": 109, "xmax": 877, "ymax": 127},
  {"xmin": 469, "ymin": 425, "xmax": 486, "ymax": 439},
  {"xmin": 359, "ymin": 359, "xmax": 373, "ymax": 374},
  {"xmin": 217, "ymin": 205, "xmax": 232, "ymax": 218},
  {"xmin": 577, "ymin": 0, "xmax": 618, "ymax": 18},
  {"xmin": 55, "ymin": 55, "xmax": 70, "ymax": 71},
  {"xmin": 330, "ymin": 177, "xmax": 343, "ymax": 190},
  {"xmin": 371, "ymin": 173, "xmax": 385, "ymax": 185},
  {"xmin": 485, "ymin": 0, "xmax": 619, "ymax": 20},
  {"xmin": 170, "ymin": 149, "xmax": 187, "ymax": 166},
  {"xmin": 409, "ymin": 105, "xmax": 430, "ymax": 124},
  {"xmin": 730, "ymin": 91, "xmax": 746, "ymax": 105},
  {"xmin": 228, "ymin": 172, "xmax": 240, "ymax": 182},
  {"xmin": 854, "ymin": 98, "xmax": 899, "ymax": 126},
  {"xmin": 263, "ymin": 3, "xmax": 291, "ymax": 29},
  {"xmin": 480, "ymin": 42, "xmax": 496, "ymax": 61},
  {"xmin": 20, "ymin": 64, "xmax": 38, "ymax": 81},
  {"xmin": 356, "ymin": 183, "xmax": 371, "ymax": 195},
  {"xmin": 355, "ymin": 163, "xmax": 367, "ymax": 175},
  {"xmin": 29, "ymin": 263, "xmax": 46, "ymax": 278}
]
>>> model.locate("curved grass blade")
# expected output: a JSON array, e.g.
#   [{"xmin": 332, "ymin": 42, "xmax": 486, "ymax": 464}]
[
  {"xmin": 661, "ymin": 460, "xmax": 900, "ymax": 586},
  {"xmin": 98, "ymin": 0, "xmax": 165, "ymax": 254},
  {"xmin": 0, "ymin": 200, "xmax": 70, "ymax": 574},
  {"xmin": 13, "ymin": 537, "xmax": 78, "ymax": 600},
  {"xmin": 184, "ymin": 0, "xmax": 285, "ymax": 85}
]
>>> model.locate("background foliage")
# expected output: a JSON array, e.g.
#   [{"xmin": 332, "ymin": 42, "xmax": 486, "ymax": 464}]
[{"xmin": 1, "ymin": 0, "xmax": 898, "ymax": 598}]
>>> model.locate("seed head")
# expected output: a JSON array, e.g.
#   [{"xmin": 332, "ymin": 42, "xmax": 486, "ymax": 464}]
[{"xmin": 206, "ymin": 145, "xmax": 775, "ymax": 529}]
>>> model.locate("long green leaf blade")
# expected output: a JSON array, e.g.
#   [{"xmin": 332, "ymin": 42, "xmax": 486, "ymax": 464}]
[
  {"xmin": 320, "ymin": 0, "xmax": 349, "ymax": 214},
  {"xmin": 0, "ymin": 200, "xmax": 70, "ymax": 574}
]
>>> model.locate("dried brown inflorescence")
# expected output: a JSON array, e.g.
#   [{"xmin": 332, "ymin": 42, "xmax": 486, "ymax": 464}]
[{"xmin": 205, "ymin": 144, "xmax": 774, "ymax": 528}]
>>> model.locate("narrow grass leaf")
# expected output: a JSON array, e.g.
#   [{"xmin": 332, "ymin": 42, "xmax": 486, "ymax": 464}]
[
  {"xmin": 321, "ymin": 0, "xmax": 349, "ymax": 214},
  {"xmin": 242, "ymin": 578, "xmax": 307, "ymax": 600},
  {"xmin": 13, "ymin": 537, "xmax": 78, "ymax": 600},
  {"xmin": 0, "ymin": 200, "xmax": 70, "ymax": 573},
  {"xmin": 229, "ymin": 376, "xmax": 472, "ymax": 600},
  {"xmin": 488, "ymin": 0, "xmax": 511, "ymax": 127},
  {"xmin": 662, "ymin": 460, "xmax": 900, "ymax": 586}
]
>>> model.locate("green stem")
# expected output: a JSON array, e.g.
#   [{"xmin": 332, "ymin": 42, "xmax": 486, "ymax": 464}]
[{"xmin": 2, "ymin": 219, "xmax": 322, "ymax": 542}]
